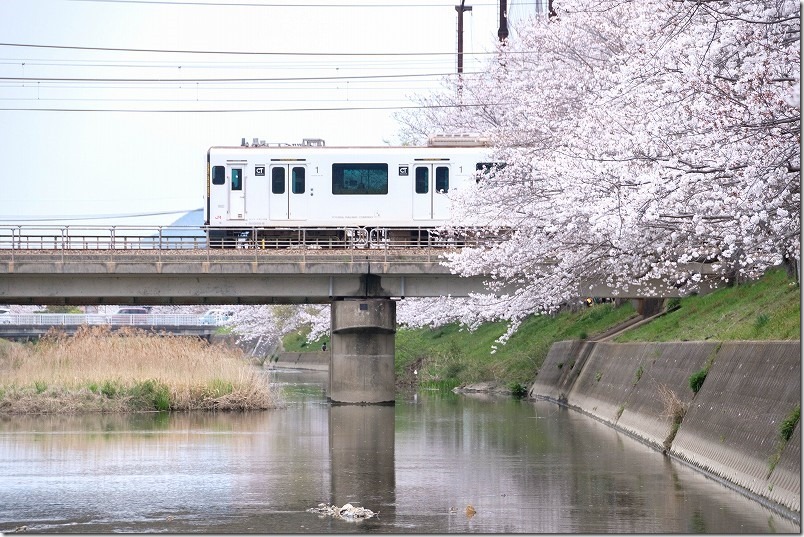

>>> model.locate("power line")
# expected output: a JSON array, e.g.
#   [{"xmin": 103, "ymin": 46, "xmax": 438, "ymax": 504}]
[
  {"xmin": 0, "ymin": 102, "xmax": 501, "ymax": 113},
  {"xmin": 62, "ymin": 0, "xmax": 498, "ymax": 7},
  {"xmin": 0, "ymin": 42, "xmax": 497, "ymax": 57},
  {"xmin": 0, "ymin": 57, "xmax": 459, "ymax": 69},
  {"xmin": 0, "ymin": 71, "xmax": 480, "ymax": 84}
]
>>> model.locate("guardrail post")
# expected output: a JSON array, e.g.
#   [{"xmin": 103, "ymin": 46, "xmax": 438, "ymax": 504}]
[{"xmin": 12, "ymin": 226, "xmax": 19, "ymax": 262}]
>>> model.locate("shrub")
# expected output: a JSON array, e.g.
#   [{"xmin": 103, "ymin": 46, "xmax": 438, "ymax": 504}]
[
  {"xmin": 509, "ymin": 382, "xmax": 527, "ymax": 398},
  {"xmin": 444, "ymin": 361, "xmax": 465, "ymax": 380},
  {"xmin": 780, "ymin": 405, "xmax": 800, "ymax": 442},
  {"xmin": 754, "ymin": 313, "xmax": 770, "ymax": 332},
  {"xmin": 688, "ymin": 369, "xmax": 707, "ymax": 393},
  {"xmin": 634, "ymin": 365, "xmax": 644, "ymax": 386},
  {"xmin": 129, "ymin": 379, "xmax": 171, "ymax": 411},
  {"xmin": 101, "ymin": 380, "xmax": 120, "ymax": 398},
  {"xmin": 769, "ymin": 405, "xmax": 801, "ymax": 476}
]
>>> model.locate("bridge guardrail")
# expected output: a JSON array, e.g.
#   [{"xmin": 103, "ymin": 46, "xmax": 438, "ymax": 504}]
[
  {"xmin": 0, "ymin": 225, "xmax": 507, "ymax": 264},
  {"xmin": 0, "ymin": 225, "xmax": 502, "ymax": 250},
  {"xmin": 0, "ymin": 313, "xmax": 222, "ymax": 326}
]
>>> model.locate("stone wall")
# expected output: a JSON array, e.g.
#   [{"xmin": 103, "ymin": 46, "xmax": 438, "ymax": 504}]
[{"xmin": 529, "ymin": 340, "xmax": 801, "ymax": 515}]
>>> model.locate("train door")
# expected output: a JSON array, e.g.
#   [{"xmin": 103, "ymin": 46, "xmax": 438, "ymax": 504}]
[
  {"xmin": 412, "ymin": 164, "xmax": 450, "ymax": 220},
  {"xmin": 229, "ymin": 167, "xmax": 245, "ymax": 220},
  {"xmin": 268, "ymin": 164, "xmax": 308, "ymax": 220}
]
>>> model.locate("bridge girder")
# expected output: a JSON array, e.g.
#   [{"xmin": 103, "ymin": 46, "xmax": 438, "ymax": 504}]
[{"xmin": 0, "ymin": 251, "xmax": 724, "ymax": 306}]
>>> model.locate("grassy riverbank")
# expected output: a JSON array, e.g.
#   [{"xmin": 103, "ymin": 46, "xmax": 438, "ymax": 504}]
[
  {"xmin": 613, "ymin": 268, "xmax": 800, "ymax": 342},
  {"xmin": 283, "ymin": 268, "xmax": 800, "ymax": 392},
  {"xmin": 401, "ymin": 269, "xmax": 799, "ymax": 390},
  {"xmin": 0, "ymin": 327, "xmax": 281, "ymax": 414}
]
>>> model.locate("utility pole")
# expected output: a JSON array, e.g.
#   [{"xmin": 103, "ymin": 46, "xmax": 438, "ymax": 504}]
[
  {"xmin": 455, "ymin": 0, "xmax": 472, "ymax": 73},
  {"xmin": 498, "ymin": 0, "xmax": 508, "ymax": 42}
]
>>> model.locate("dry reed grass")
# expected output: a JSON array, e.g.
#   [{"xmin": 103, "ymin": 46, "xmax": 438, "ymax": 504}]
[
  {"xmin": 0, "ymin": 326, "xmax": 282, "ymax": 413},
  {"xmin": 657, "ymin": 383, "xmax": 687, "ymax": 451}
]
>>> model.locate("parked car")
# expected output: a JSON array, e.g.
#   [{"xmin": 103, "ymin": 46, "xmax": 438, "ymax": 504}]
[
  {"xmin": 199, "ymin": 309, "xmax": 233, "ymax": 325},
  {"xmin": 113, "ymin": 307, "xmax": 150, "ymax": 324}
]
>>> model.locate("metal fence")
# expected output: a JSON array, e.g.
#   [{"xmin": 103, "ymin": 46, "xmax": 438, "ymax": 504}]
[
  {"xmin": 0, "ymin": 225, "xmax": 504, "ymax": 251},
  {"xmin": 0, "ymin": 313, "xmax": 221, "ymax": 326},
  {"xmin": 0, "ymin": 226, "xmax": 207, "ymax": 251}
]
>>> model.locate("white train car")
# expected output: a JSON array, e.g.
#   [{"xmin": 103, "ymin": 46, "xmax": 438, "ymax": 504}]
[{"xmin": 205, "ymin": 136, "xmax": 495, "ymax": 247}]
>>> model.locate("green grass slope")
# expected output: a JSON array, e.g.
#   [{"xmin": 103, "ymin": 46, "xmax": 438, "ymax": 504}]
[
  {"xmin": 614, "ymin": 268, "xmax": 800, "ymax": 342},
  {"xmin": 394, "ymin": 301, "xmax": 637, "ymax": 390}
]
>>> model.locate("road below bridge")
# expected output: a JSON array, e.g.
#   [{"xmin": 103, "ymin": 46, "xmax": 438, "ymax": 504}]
[{"xmin": 0, "ymin": 313, "xmax": 218, "ymax": 340}]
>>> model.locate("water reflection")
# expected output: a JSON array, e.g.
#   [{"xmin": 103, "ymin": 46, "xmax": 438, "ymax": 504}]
[
  {"xmin": 0, "ymin": 370, "xmax": 799, "ymax": 534},
  {"xmin": 329, "ymin": 405, "xmax": 396, "ymax": 528}
]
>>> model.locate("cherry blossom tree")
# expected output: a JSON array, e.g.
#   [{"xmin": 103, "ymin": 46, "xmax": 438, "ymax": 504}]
[
  {"xmin": 225, "ymin": 304, "xmax": 330, "ymax": 350},
  {"xmin": 396, "ymin": 0, "xmax": 800, "ymax": 339}
]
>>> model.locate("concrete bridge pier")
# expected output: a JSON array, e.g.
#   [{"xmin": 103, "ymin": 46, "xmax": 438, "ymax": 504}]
[{"xmin": 329, "ymin": 298, "xmax": 396, "ymax": 404}]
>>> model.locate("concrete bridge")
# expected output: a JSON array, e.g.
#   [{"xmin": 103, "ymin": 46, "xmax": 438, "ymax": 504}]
[
  {"xmin": 0, "ymin": 249, "xmax": 488, "ymax": 305},
  {"xmin": 0, "ymin": 225, "xmax": 724, "ymax": 405}
]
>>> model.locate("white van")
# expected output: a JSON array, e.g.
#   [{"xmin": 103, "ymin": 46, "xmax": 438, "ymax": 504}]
[{"xmin": 199, "ymin": 309, "xmax": 233, "ymax": 325}]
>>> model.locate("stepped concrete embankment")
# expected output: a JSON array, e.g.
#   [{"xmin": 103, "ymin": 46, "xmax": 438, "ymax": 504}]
[
  {"xmin": 270, "ymin": 351, "xmax": 329, "ymax": 371},
  {"xmin": 529, "ymin": 340, "xmax": 801, "ymax": 516}
]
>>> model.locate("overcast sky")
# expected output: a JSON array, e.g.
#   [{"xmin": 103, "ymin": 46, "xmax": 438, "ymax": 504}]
[{"xmin": 0, "ymin": 0, "xmax": 508, "ymax": 227}]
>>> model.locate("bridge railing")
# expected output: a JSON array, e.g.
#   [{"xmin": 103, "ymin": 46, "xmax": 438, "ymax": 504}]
[
  {"xmin": 0, "ymin": 226, "xmax": 208, "ymax": 251},
  {"xmin": 0, "ymin": 225, "xmax": 504, "ymax": 252},
  {"xmin": 0, "ymin": 314, "xmax": 218, "ymax": 326}
]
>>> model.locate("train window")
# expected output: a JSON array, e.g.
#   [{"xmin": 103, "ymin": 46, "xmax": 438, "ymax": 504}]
[
  {"xmin": 292, "ymin": 167, "xmax": 305, "ymax": 194},
  {"xmin": 332, "ymin": 163, "xmax": 388, "ymax": 195},
  {"xmin": 272, "ymin": 167, "xmax": 285, "ymax": 194},
  {"xmin": 212, "ymin": 166, "xmax": 225, "ymax": 185},
  {"xmin": 415, "ymin": 167, "xmax": 428, "ymax": 194},
  {"xmin": 435, "ymin": 166, "xmax": 449, "ymax": 193},
  {"xmin": 231, "ymin": 169, "xmax": 243, "ymax": 191}
]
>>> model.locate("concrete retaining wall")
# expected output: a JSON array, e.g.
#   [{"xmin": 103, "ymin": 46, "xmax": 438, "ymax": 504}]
[
  {"xmin": 271, "ymin": 351, "xmax": 329, "ymax": 371},
  {"xmin": 528, "ymin": 340, "xmax": 594, "ymax": 403},
  {"xmin": 530, "ymin": 340, "xmax": 801, "ymax": 515},
  {"xmin": 670, "ymin": 341, "xmax": 801, "ymax": 512}
]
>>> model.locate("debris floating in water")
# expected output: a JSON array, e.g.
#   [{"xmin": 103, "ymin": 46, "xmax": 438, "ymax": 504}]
[{"xmin": 307, "ymin": 503, "xmax": 376, "ymax": 521}]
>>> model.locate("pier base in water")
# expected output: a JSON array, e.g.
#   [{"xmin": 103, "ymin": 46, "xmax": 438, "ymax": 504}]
[{"xmin": 329, "ymin": 298, "xmax": 396, "ymax": 404}]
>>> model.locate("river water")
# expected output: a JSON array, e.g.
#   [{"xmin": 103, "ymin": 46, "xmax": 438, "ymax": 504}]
[{"xmin": 0, "ymin": 369, "xmax": 800, "ymax": 533}]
